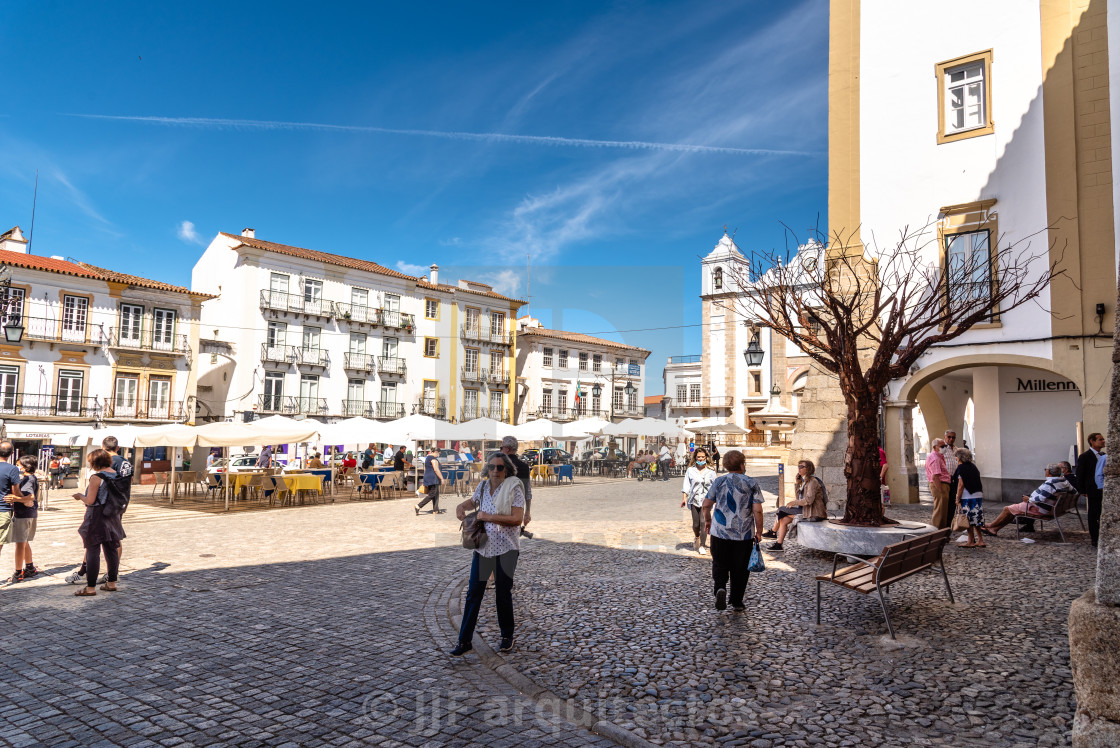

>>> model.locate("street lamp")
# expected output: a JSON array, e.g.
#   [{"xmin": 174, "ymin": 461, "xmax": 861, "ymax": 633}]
[
  {"xmin": 743, "ymin": 337, "xmax": 764, "ymax": 366},
  {"xmin": 0, "ymin": 265, "xmax": 21, "ymax": 344}
]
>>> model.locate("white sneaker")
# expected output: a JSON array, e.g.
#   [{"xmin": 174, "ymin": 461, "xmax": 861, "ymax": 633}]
[
  {"xmin": 65, "ymin": 570, "xmax": 85, "ymax": 585},
  {"xmin": 698, "ymin": 545, "xmax": 707, "ymax": 555},
  {"xmin": 97, "ymin": 573, "xmax": 109, "ymax": 585}
]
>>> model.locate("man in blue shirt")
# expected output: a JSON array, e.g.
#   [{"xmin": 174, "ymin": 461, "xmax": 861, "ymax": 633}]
[{"xmin": 702, "ymin": 449, "xmax": 764, "ymax": 612}]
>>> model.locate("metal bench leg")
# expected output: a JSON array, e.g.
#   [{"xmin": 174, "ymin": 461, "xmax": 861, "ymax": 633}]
[
  {"xmin": 939, "ymin": 558, "xmax": 955, "ymax": 603},
  {"xmin": 1073, "ymin": 500, "xmax": 1086, "ymax": 530},
  {"xmin": 1055, "ymin": 516, "xmax": 1066, "ymax": 543},
  {"xmin": 816, "ymin": 580, "xmax": 822, "ymax": 625},
  {"xmin": 875, "ymin": 582, "xmax": 895, "ymax": 639}
]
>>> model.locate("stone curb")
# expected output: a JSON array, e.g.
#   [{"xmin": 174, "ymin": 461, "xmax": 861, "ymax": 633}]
[{"xmin": 437, "ymin": 569, "xmax": 658, "ymax": 748}]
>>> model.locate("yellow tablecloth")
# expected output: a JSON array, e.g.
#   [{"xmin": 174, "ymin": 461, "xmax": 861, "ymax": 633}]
[
  {"xmin": 281, "ymin": 474, "xmax": 323, "ymax": 493},
  {"xmin": 530, "ymin": 465, "xmax": 554, "ymax": 481},
  {"xmin": 233, "ymin": 472, "xmax": 267, "ymax": 493}
]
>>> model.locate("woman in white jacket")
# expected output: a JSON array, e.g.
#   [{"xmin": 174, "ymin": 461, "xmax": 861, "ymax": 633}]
[{"xmin": 681, "ymin": 447, "xmax": 717, "ymax": 554}]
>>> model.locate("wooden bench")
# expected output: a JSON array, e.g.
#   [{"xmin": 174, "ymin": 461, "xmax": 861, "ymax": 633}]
[
  {"xmin": 815, "ymin": 528, "xmax": 954, "ymax": 639},
  {"xmin": 1014, "ymin": 490, "xmax": 1078, "ymax": 542}
]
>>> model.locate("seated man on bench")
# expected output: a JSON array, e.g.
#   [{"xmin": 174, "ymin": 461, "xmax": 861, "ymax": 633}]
[{"xmin": 982, "ymin": 463, "xmax": 1072, "ymax": 536}]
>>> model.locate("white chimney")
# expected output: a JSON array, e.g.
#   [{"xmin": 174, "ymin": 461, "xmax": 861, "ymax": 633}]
[
  {"xmin": 0, "ymin": 226, "xmax": 29, "ymax": 254},
  {"xmin": 242, "ymin": 228, "xmax": 255, "ymax": 238},
  {"xmin": 429, "ymin": 264, "xmax": 439, "ymax": 285}
]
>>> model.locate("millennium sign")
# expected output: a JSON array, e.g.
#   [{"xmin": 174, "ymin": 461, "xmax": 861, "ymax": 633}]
[{"xmin": 1008, "ymin": 377, "xmax": 1081, "ymax": 394}]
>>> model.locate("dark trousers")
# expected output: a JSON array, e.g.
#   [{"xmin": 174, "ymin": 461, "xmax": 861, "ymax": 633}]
[
  {"xmin": 416, "ymin": 483, "xmax": 440, "ymax": 512},
  {"xmin": 1088, "ymin": 488, "xmax": 1103, "ymax": 545},
  {"xmin": 710, "ymin": 536, "xmax": 753, "ymax": 607},
  {"xmin": 659, "ymin": 459, "xmax": 671, "ymax": 481},
  {"xmin": 689, "ymin": 505, "xmax": 703, "ymax": 537},
  {"xmin": 85, "ymin": 542, "xmax": 119, "ymax": 588},
  {"xmin": 458, "ymin": 550, "xmax": 518, "ymax": 645}
]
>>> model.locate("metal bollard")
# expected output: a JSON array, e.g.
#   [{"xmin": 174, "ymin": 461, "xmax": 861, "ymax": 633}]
[{"xmin": 777, "ymin": 461, "xmax": 785, "ymax": 507}]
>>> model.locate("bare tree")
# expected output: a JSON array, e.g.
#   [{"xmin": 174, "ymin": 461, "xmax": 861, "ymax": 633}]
[{"xmin": 729, "ymin": 221, "xmax": 1064, "ymax": 526}]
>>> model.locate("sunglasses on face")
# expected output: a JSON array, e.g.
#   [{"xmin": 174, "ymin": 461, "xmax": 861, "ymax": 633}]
[{"xmin": 489, "ymin": 464, "xmax": 506, "ymax": 471}]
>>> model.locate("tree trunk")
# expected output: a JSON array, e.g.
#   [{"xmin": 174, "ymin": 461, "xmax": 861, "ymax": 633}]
[{"xmin": 838, "ymin": 398, "xmax": 888, "ymax": 526}]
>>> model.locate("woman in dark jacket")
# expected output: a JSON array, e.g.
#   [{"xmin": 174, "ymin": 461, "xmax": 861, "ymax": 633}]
[
  {"xmin": 72, "ymin": 449, "xmax": 125, "ymax": 596},
  {"xmin": 953, "ymin": 448, "xmax": 985, "ymax": 547}
]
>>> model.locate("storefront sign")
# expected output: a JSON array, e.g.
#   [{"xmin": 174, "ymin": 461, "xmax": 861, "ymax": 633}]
[{"xmin": 1008, "ymin": 378, "xmax": 1081, "ymax": 394}]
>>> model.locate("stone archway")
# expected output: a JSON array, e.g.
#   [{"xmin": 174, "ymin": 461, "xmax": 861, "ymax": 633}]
[{"xmin": 885, "ymin": 354, "xmax": 1080, "ymax": 506}]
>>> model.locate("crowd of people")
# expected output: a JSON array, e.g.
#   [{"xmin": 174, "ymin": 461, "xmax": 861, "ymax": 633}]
[{"xmin": 924, "ymin": 429, "xmax": 1105, "ymax": 547}]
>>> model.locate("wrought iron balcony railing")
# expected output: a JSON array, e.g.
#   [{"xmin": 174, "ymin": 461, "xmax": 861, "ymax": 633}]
[
  {"xmin": 105, "ymin": 399, "xmax": 185, "ymax": 421},
  {"xmin": 413, "ymin": 397, "xmax": 448, "ymax": 419},
  {"xmin": 21, "ymin": 316, "xmax": 93, "ymax": 345},
  {"xmin": 296, "ymin": 347, "xmax": 330, "ymax": 368},
  {"xmin": 106, "ymin": 327, "xmax": 191, "ymax": 356},
  {"xmin": 260, "ymin": 343, "xmax": 299, "ymax": 364},
  {"xmin": 343, "ymin": 352, "xmax": 377, "ymax": 371},
  {"xmin": 0, "ymin": 392, "xmax": 102, "ymax": 419},
  {"xmin": 486, "ymin": 369, "xmax": 508, "ymax": 385},
  {"xmin": 380, "ymin": 310, "xmax": 416, "ymax": 333},
  {"xmin": 377, "ymin": 356, "xmax": 407, "ymax": 377},
  {"xmin": 673, "ymin": 396, "xmax": 733, "ymax": 408},
  {"xmin": 461, "ymin": 323, "xmax": 484, "ymax": 342},
  {"xmin": 375, "ymin": 401, "xmax": 406, "ymax": 419},
  {"xmin": 256, "ymin": 394, "xmax": 329, "ymax": 416},
  {"xmin": 259, "ymin": 289, "xmax": 334, "ymax": 318},
  {"xmin": 332, "ymin": 302, "xmax": 380, "ymax": 326},
  {"xmin": 341, "ymin": 399, "xmax": 376, "ymax": 417},
  {"xmin": 460, "ymin": 366, "xmax": 486, "ymax": 383},
  {"xmin": 460, "ymin": 405, "xmax": 489, "ymax": 422}
]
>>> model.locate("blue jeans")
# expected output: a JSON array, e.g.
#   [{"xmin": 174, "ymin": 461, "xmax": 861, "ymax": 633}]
[{"xmin": 458, "ymin": 550, "xmax": 519, "ymax": 645}]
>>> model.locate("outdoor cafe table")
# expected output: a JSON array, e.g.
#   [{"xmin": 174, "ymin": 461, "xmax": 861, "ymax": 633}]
[{"xmin": 283, "ymin": 474, "xmax": 324, "ymax": 494}]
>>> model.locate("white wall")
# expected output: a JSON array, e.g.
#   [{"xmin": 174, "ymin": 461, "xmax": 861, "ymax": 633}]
[
  {"xmin": 997, "ymin": 366, "xmax": 1081, "ymax": 480},
  {"xmin": 861, "ymin": 1, "xmax": 1055, "ymax": 372}
]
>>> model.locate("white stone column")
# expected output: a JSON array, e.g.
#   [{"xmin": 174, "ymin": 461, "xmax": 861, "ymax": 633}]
[{"xmin": 883, "ymin": 400, "xmax": 919, "ymax": 505}]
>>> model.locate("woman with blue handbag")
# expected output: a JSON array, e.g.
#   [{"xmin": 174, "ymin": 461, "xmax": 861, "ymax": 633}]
[{"xmin": 702, "ymin": 450, "xmax": 764, "ymax": 612}]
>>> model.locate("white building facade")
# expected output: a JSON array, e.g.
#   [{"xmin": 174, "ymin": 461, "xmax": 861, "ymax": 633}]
[
  {"xmin": 192, "ymin": 231, "xmax": 523, "ymax": 425},
  {"xmin": 0, "ymin": 226, "xmax": 208, "ymax": 474},
  {"xmin": 514, "ymin": 316, "xmax": 649, "ymax": 426}
]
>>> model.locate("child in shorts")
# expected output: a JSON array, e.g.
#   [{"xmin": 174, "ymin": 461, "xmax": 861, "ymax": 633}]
[{"xmin": 9, "ymin": 455, "xmax": 40, "ymax": 581}]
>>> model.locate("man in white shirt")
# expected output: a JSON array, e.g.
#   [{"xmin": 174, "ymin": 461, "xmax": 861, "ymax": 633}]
[{"xmin": 658, "ymin": 442, "xmax": 672, "ymax": 482}]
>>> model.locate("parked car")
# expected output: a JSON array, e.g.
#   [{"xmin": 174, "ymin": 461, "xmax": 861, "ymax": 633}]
[
  {"xmin": 522, "ymin": 447, "xmax": 573, "ymax": 464},
  {"xmin": 208, "ymin": 454, "xmax": 262, "ymax": 474}
]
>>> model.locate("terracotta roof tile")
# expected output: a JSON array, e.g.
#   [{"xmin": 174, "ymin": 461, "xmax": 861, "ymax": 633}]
[
  {"xmin": 517, "ymin": 326, "xmax": 651, "ymax": 356},
  {"xmin": 644, "ymin": 395, "xmax": 663, "ymax": 405},
  {"xmin": 221, "ymin": 232, "xmax": 417, "ymax": 281},
  {"xmin": 0, "ymin": 249, "xmax": 101, "ymax": 279},
  {"xmin": 416, "ymin": 278, "xmax": 526, "ymax": 305},
  {"xmin": 76, "ymin": 262, "xmax": 216, "ymax": 298}
]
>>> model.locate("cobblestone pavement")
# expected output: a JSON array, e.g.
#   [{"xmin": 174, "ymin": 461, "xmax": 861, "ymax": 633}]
[{"xmin": 0, "ymin": 468, "xmax": 1094, "ymax": 746}]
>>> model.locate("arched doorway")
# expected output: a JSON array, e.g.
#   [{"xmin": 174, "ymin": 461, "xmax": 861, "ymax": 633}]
[{"xmin": 891, "ymin": 355, "xmax": 1084, "ymax": 504}]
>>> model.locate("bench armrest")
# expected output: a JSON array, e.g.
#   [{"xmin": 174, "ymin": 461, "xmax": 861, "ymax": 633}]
[{"xmin": 827, "ymin": 551, "xmax": 881, "ymax": 580}]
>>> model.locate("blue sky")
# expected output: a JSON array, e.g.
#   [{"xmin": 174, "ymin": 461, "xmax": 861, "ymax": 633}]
[{"xmin": 1, "ymin": 0, "xmax": 827, "ymax": 393}]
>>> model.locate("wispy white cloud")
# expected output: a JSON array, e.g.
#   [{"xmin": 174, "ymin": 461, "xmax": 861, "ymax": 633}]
[
  {"xmin": 177, "ymin": 220, "xmax": 204, "ymax": 245},
  {"xmin": 50, "ymin": 167, "xmax": 113, "ymax": 227},
  {"xmin": 476, "ymin": 269, "xmax": 523, "ymax": 298},
  {"xmin": 395, "ymin": 261, "xmax": 429, "ymax": 277},
  {"xmin": 67, "ymin": 114, "xmax": 822, "ymax": 158}
]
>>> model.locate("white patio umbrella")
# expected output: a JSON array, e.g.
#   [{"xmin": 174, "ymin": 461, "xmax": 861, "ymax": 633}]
[
  {"xmin": 562, "ymin": 417, "xmax": 610, "ymax": 438},
  {"xmin": 445, "ymin": 417, "xmax": 507, "ymax": 441},
  {"xmin": 509, "ymin": 419, "xmax": 566, "ymax": 441},
  {"xmin": 683, "ymin": 420, "xmax": 750, "ymax": 435},
  {"xmin": 315, "ymin": 417, "xmax": 395, "ymax": 445}
]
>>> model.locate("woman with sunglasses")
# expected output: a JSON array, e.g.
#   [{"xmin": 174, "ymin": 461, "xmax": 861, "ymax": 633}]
[
  {"xmin": 451, "ymin": 451, "xmax": 525, "ymax": 657},
  {"xmin": 681, "ymin": 447, "xmax": 716, "ymax": 554}
]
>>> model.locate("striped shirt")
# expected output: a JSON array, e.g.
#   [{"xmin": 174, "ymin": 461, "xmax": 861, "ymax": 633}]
[{"xmin": 1028, "ymin": 476, "xmax": 1073, "ymax": 510}]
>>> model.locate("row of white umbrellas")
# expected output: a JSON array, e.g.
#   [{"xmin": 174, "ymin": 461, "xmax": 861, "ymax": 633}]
[{"xmin": 66, "ymin": 414, "xmax": 690, "ymax": 450}]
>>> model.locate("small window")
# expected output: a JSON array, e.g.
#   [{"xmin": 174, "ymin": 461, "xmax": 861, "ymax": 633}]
[
  {"xmin": 676, "ymin": 384, "xmax": 686, "ymax": 403},
  {"xmin": 592, "ymin": 354, "xmax": 602, "ymax": 372},
  {"xmin": 424, "ymin": 337, "xmax": 439, "ymax": 357},
  {"xmin": 543, "ymin": 347, "xmax": 553, "ymax": 367},
  {"xmin": 578, "ymin": 353, "xmax": 588, "ymax": 371},
  {"xmin": 542, "ymin": 390, "xmax": 553, "ymax": 411},
  {"xmin": 751, "ymin": 372, "xmax": 762, "ymax": 394},
  {"xmin": 690, "ymin": 384, "xmax": 701, "ymax": 402},
  {"xmin": 424, "ymin": 299, "xmax": 438, "ymax": 319},
  {"xmin": 714, "ymin": 267, "xmax": 723, "ymax": 290},
  {"xmin": 558, "ymin": 350, "xmax": 568, "ymax": 368},
  {"xmin": 945, "ymin": 229, "xmax": 992, "ymax": 307},
  {"xmin": 936, "ymin": 51, "xmax": 993, "ymax": 144}
]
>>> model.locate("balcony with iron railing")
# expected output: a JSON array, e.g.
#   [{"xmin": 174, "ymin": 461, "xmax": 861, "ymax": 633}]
[
  {"xmin": 341, "ymin": 399, "xmax": 377, "ymax": 418},
  {"xmin": 260, "ymin": 343, "xmax": 299, "ymax": 365},
  {"xmin": 460, "ymin": 405, "xmax": 489, "ymax": 422},
  {"xmin": 486, "ymin": 368, "xmax": 508, "ymax": 386},
  {"xmin": 296, "ymin": 347, "xmax": 330, "ymax": 368},
  {"xmin": 104, "ymin": 399, "xmax": 186, "ymax": 421},
  {"xmin": 673, "ymin": 396, "xmax": 733, "ymax": 409},
  {"xmin": 256, "ymin": 394, "xmax": 329, "ymax": 416},
  {"xmin": 377, "ymin": 356, "xmax": 407, "ymax": 377},
  {"xmin": 460, "ymin": 366, "xmax": 486, "ymax": 384},
  {"xmin": 380, "ymin": 310, "xmax": 416, "ymax": 334},
  {"xmin": 21, "ymin": 316, "xmax": 93, "ymax": 345},
  {"xmin": 486, "ymin": 326, "xmax": 513, "ymax": 346},
  {"xmin": 331, "ymin": 302, "xmax": 380, "ymax": 327},
  {"xmin": 259, "ymin": 289, "xmax": 333, "ymax": 319},
  {"xmin": 0, "ymin": 392, "xmax": 102, "ymax": 419},
  {"xmin": 413, "ymin": 397, "xmax": 448, "ymax": 419},
  {"xmin": 106, "ymin": 327, "xmax": 191, "ymax": 357},
  {"xmin": 374, "ymin": 401, "xmax": 406, "ymax": 419},
  {"xmin": 343, "ymin": 352, "xmax": 377, "ymax": 372}
]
